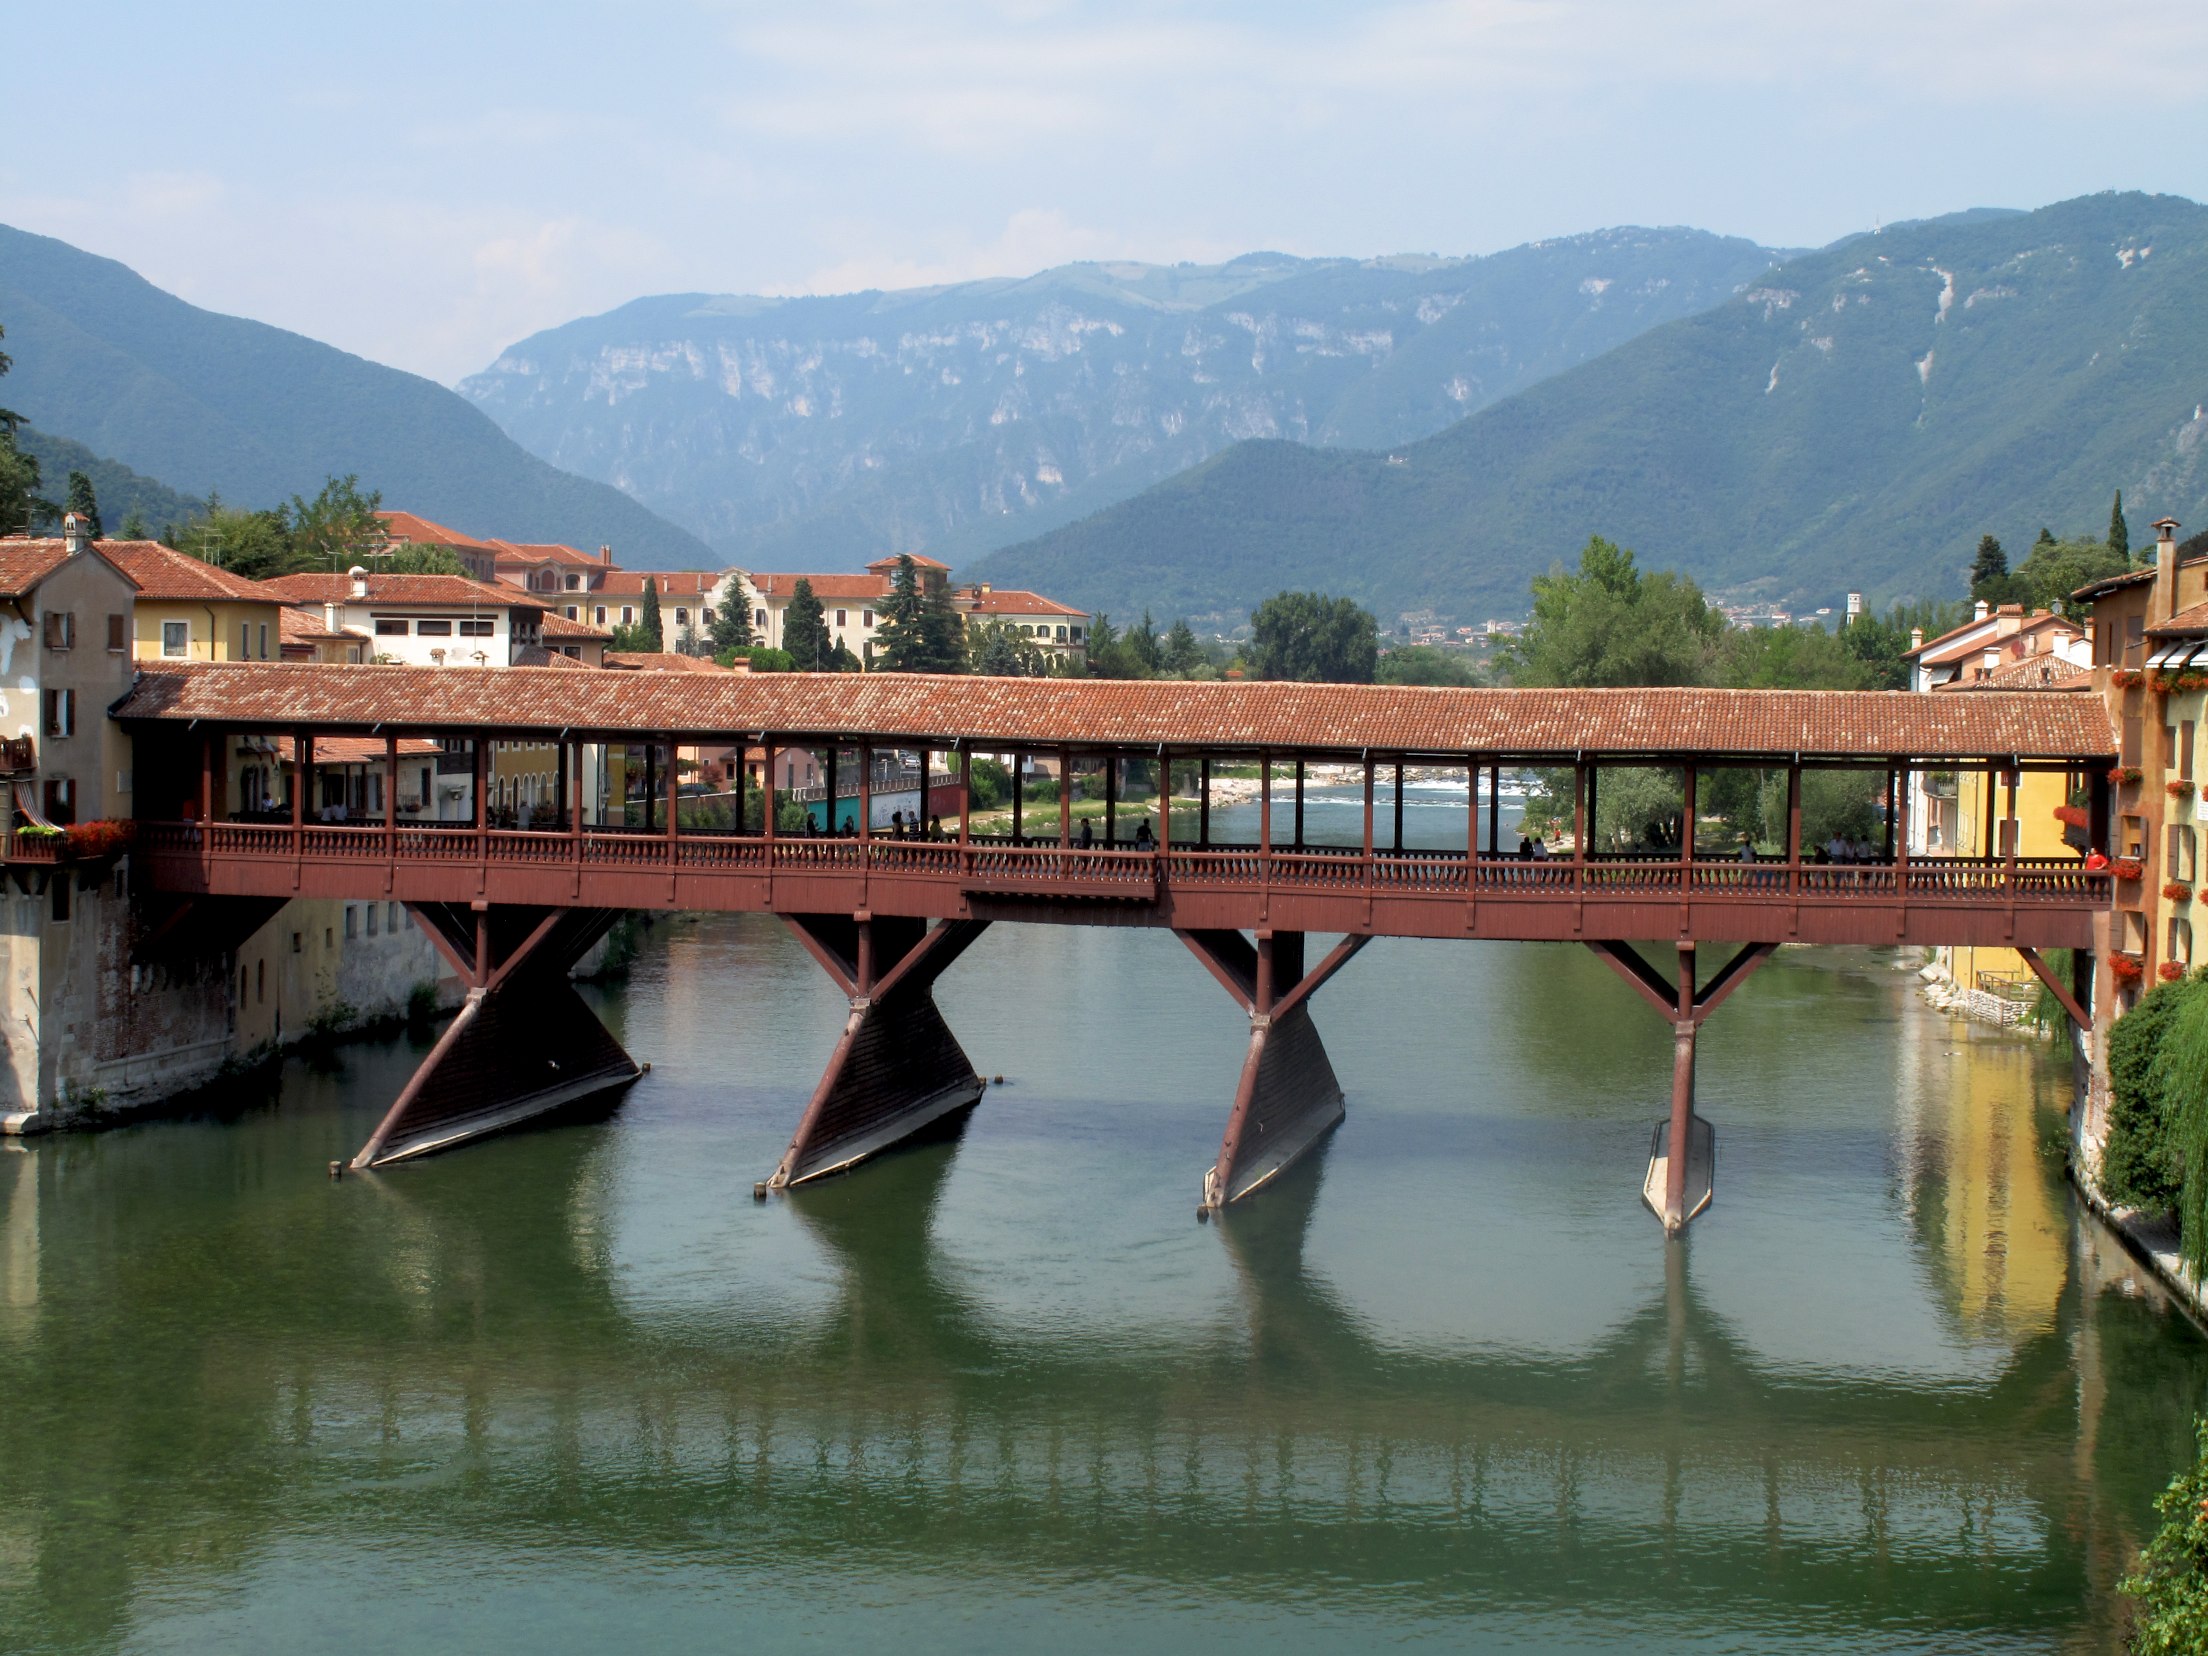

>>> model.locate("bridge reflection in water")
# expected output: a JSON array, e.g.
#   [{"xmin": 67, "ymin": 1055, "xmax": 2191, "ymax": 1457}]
[{"xmin": 0, "ymin": 929, "xmax": 2199, "ymax": 1652}]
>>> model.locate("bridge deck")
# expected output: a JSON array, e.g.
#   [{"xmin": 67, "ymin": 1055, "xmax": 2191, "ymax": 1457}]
[{"xmin": 133, "ymin": 822, "xmax": 2105, "ymax": 947}]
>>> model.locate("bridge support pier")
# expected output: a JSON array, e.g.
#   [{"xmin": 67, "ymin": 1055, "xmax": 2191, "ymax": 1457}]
[
  {"xmin": 1584, "ymin": 940, "xmax": 1775, "ymax": 1235},
  {"xmin": 767, "ymin": 915, "xmax": 992, "ymax": 1189},
  {"xmin": 1181, "ymin": 929, "xmax": 1370, "ymax": 1213},
  {"xmin": 352, "ymin": 905, "xmax": 635, "ymax": 1169}
]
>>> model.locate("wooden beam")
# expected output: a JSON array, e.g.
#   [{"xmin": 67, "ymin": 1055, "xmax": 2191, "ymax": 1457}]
[
  {"xmin": 1584, "ymin": 939, "xmax": 1678, "ymax": 1019},
  {"xmin": 1691, "ymin": 942, "xmax": 1777, "ymax": 1023},
  {"xmin": 2016, "ymin": 945, "xmax": 2092, "ymax": 1032}
]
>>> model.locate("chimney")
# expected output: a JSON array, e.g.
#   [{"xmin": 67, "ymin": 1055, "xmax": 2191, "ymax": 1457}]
[
  {"xmin": 61, "ymin": 512, "xmax": 87, "ymax": 557},
  {"xmin": 2155, "ymin": 517, "xmax": 2182, "ymax": 626},
  {"xmin": 324, "ymin": 601, "xmax": 341, "ymax": 633},
  {"xmin": 1909, "ymin": 626, "xmax": 1924, "ymax": 651},
  {"xmin": 348, "ymin": 564, "xmax": 370, "ymax": 601},
  {"xmin": 598, "ymin": 544, "xmax": 613, "ymax": 566},
  {"xmin": 1845, "ymin": 591, "xmax": 1863, "ymax": 625},
  {"xmin": 1973, "ymin": 598, "xmax": 1990, "ymax": 622}
]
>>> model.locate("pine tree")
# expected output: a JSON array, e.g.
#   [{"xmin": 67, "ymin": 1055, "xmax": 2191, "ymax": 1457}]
[
  {"xmin": 65, "ymin": 471, "xmax": 101, "ymax": 539},
  {"xmin": 641, "ymin": 578, "xmax": 664, "ymax": 650},
  {"xmin": 874, "ymin": 555, "xmax": 928, "ymax": 670},
  {"xmin": 829, "ymin": 637, "xmax": 863, "ymax": 672},
  {"xmin": 1971, "ymin": 534, "xmax": 2008, "ymax": 588},
  {"xmin": 0, "ymin": 323, "xmax": 48, "ymax": 537},
  {"xmin": 1162, "ymin": 619, "xmax": 1202, "ymax": 673},
  {"xmin": 2110, "ymin": 490, "xmax": 2131, "ymax": 562},
  {"xmin": 708, "ymin": 583, "xmax": 754, "ymax": 654},
  {"xmin": 119, "ymin": 507, "xmax": 148, "ymax": 541},
  {"xmin": 917, "ymin": 570, "xmax": 969, "ymax": 672},
  {"xmin": 784, "ymin": 578, "xmax": 829, "ymax": 670}
]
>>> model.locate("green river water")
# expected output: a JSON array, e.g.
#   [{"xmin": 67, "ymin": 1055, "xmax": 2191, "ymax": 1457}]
[{"xmin": 2, "ymin": 787, "xmax": 2204, "ymax": 1652}]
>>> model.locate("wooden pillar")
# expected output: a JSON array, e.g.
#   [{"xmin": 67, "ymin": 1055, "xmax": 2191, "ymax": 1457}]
[
  {"xmin": 1105, "ymin": 754, "xmax": 1119, "ymax": 848},
  {"xmin": 639, "ymin": 741, "xmax": 654, "ymax": 834},
  {"xmin": 859, "ymin": 743, "xmax": 872, "ymax": 841},
  {"xmin": 824, "ymin": 746, "xmax": 838, "ymax": 837},
  {"xmin": 1157, "ymin": 747, "xmax": 1171, "ymax": 858},
  {"xmin": 292, "ymin": 733, "xmax": 308, "ymax": 841},
  {"xmin": 959, "ymin": 751, "xmax": 972, "ymax": 851},
  {"xmin": 551, "ymin": 736, "xmax": 566, "ymax": 827},
  {"xmin": 1393, "ymin": 759, "xmax": 1405, "ymax": 852},
  {"xmin": 1199, "ymin": 756, "xmax": 1211, "ymax": 847},
  {"xmin": 1059, "ymin": 746, "xmax": 1072, "ymax": 846},
  {"xmin": 1012, "ymin": 754, "xmax": 1024, "ymax": 844},
  {"xmin": 384, "ymin": 734, "xmax": 398, "ymax": 849},
  {"xmin": 1259, "ymin": 752, "xmax": 1273, "ymax": 876},
  {"xmin": 665, "ymin": 736, "xmax": 680, "ymax": 852},
  {"xmin": 2005, "ymin": 765, "xmax": 2020, "ymax": 876},
  {"xmin": 1586, "ymin": 764, "xmax": 1600, "ymax": 858},
  {"xmin": 1363, "ymin": 756, "xmax": 1375, "ymax": 878},
  {"xmin": 1982, "ymin": 760, "xmax": 1998, "ymax": 862},
  {"xmin": 1882, "ymin": 765, "xmax": 1896, "ymax": 861},
  {"xmin": 1571, "ymin": 763, "xmax": 1586, "ymax": 859},
  {"xmin": 1895, "ymin": 761, "xmax": 1911, "ymax": 893},
  {"xmin": 1293, "ymin": 759, "xmax": 1305, "ymax": 850},
  {"xmin": 1488, "ymin": 763, "xmax": 1500, "ymax": 858},
  {"xmin": 1682, "ymin": 763, "xmax": 1697, "ymax": 872},
  {"xmin": 762, "ymin": 740, "xmax": 778, "ymax": 843},
  {"xmin": 201, "ymin": 732, "xmax": 216, "ymax": 826},
  {"xmin": 571, "ymin": 741, "xmax": 585, "ymax": 839},
  {"xmin": 1786, "ymin": 764, "xmax": 1803, "ymax": 892},
  {"xmin": 1466, "ymin": 759, "xmax": 1478, "ymax": 864}
]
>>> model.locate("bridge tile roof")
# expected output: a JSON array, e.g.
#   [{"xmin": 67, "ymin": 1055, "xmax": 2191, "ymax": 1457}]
[{"xmin": 110, "ymin": 664, "xmax": 2116, "ymax": 760}]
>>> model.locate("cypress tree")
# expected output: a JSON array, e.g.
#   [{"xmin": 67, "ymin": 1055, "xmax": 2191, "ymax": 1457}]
[
  {"xmin": 1970, "ymin": 534, "xmax": 2008, "ymax": 589},
  {"xmin": 784, "ymin": 578, "xmax": 829, "ymax": 670},
  {"xmin": 874, "ymin": 555, "xmax": 927, "ymax": 670},
  {"xmin": 641, "ymin": 578, "xmax": 664, "ymax": 650},
  {"xmin": 2111, "ymin": 490, "xmax": 2131, "ymax": 561},
  {"xmin": 65, "ymin": 471, "xmax": 101, "ymax": 539}
]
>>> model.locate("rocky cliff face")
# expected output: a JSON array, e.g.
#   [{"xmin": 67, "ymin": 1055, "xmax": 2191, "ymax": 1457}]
[{"xmin": 461, "ymin": 230, "xmax": 1781, "ymax": 568}]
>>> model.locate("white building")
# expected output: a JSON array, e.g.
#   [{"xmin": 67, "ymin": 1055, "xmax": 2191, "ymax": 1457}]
[{"xmin": 262, "ymin": 570, "xmax": 548, "ymax": 667}]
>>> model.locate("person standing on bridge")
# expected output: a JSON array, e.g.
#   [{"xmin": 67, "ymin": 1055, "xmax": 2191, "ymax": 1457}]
[
  {"xmin": 1078, "ymin": 818, "xmax": 1095, "ymax": 850},
  {"xmin": 1135, "ymin": 819, "xmax": 1154, "ymax": 851}
]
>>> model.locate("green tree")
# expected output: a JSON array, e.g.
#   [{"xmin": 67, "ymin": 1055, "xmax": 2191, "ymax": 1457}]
[
  {"xmin": 972, "ymin": 619, "xmax": 1047, "ymax": 677},
  {"xmin": 0, "ymin": 322, "xmax": 49, "ymax": 536},
  {"xmin": 2111, "ymin": 489, "xmax": 2131, "ymax": 562},
  {"xmin": 1971, "ymin": 533, "xmax": 2008, "ymax": 589},
  {"xmin": 916, "ymin": 569, "xmax": 971, "ymax": 673},
  {"xmin": 175, "ymin": 503, "xmax": 296, "ymax": 580},
  {"xmin": 1161, "ymin": 619, "xmax": 1203, "ymax": 674},
  {"xmin": 2121, "ymin": 1417, "xmax": 2208, "ymax": 1652},
  {"xmin": 2013, "ymin": 533, "xmax": 2126, "ymax": 615},
  {"xmin": 709, "ymin": 586, "xmax": 754, "ymax": 655},
  {"xmin": 65, "ymin": 471, "xmax": 101, "ymax": 539},
  {"xmin": 1501, "ymin": 536, "xmax": 1721, "ymax": 688},
  {"xmin": 829, "ymin": 636, "xmax": 863, "ymax": 672},
  {"xmin": 1085, "ymin": 613, "xmax": 1138, "ymax": 678},
  {"xmin": 1376, "ymin": 644, "xmax": 1481, "ymax": 686},
  {"xmin": 640, "ymin": 578, "xmax": 664, "ymax": 650},
  {"xmin": 1127, "ymin": 611, "xmax": 1161, "ymax": 674},
  {"xmin": 874, "ymin": 555, "xmax": 929, "ymax": 670},
  {"xmin": 783, "ymin": 578, "xmax": 830, "ymax": 670},
  {"xmin": 289, "ymin": 474, "xmax": 385, "ymax": 570},
  {"xmin": 1249, "ymin": 591, "xmax": 1379, "ymax": 683},
  {"xmin": 118, "ymin": 507, "xmax": 149, "ymax": 540},
  {"xmin": 1712, "ymin": 623, "xmax": 1875, "ymax": 690}
]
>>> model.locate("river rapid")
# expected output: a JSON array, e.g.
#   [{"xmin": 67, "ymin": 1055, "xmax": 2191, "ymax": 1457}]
[{"xmin": 1, "ymin": 783, "xmax": 2202, "ymax": 1653}]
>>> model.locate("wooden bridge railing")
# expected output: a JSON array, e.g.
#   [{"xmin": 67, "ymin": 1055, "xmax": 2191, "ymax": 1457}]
[{"xmin": 127, "ymin": 820, "xmax": 2112, "ymax": 906}]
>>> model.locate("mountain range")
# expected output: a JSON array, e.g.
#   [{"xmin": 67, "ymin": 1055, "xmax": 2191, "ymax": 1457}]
[
  {"xmin": 963, "ymin": 192, "xmax": 2208, "ymax": 624},
  {"xmin": 459, "ymin": 230, "xmax": 1785, "ymax": 569},
  {"xmin": 0, "ymin": 225, "xmax": 714, "ymax": 563}
]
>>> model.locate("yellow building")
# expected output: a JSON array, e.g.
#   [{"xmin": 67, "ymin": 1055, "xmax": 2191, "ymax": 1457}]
[{"xmin": 100, "ymin": 541, "xmax": 285, "ymax": 661}]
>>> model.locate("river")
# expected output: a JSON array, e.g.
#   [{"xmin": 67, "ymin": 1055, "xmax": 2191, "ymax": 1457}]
[{"xmin": 1, "ymin": 784, "xmax": 2202, "ymax": 1652}]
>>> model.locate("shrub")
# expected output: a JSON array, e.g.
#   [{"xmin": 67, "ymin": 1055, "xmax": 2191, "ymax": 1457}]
[
  {"xmin": 2122, "ymin": 1418, "xmax": 2208, "ymax": 1652},
  {"xmin": 405, "ymin": 981, "xmax": 440, "ymax": 1027},
  {"xmin": 968, "ymin": 757, "xmax": 1010, "ymax": 810},
  {"xmin": 2105, "ymin": 979, "xmax": 2189, "ymax": 1212}
]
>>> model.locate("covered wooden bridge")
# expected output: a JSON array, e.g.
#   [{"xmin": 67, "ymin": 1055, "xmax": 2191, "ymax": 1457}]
[{"xmin": 113, "ymin": 664, "xmax": 2115, "ymax": 1230}]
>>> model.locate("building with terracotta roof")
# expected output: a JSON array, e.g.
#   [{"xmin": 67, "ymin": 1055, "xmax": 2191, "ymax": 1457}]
[
  {"xmin": 1906, "ymin": 602, "xmax": 2088, "ymax": 693},
  {"xmin": 261, "ymin": 570, "xmax": 548, "ymax": 668},
  {"xmin": 488, "ymin": 538, "xmax": 617, "ymax": 596},
  {"xmin": 740, "ymin": 557, "xmax": 1088, "ymax": 667},
  {"xmin": 374, "ymin": 511, "xmax": 502, "ymax": 583},
  {"xmin": 277, "ymin": 604, "xmax": 369, "ymax": 665},
  {"xmin": 539, "ymin": 609, "xmax": 612, "ymax": 666},
  {"xmin": 100, "ymin": 539, "xmax": 288, "ymax": 663}
]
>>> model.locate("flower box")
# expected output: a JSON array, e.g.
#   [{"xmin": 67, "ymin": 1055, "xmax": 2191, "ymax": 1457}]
[
  {"xmin": 2171, "ymin": 780, "xmax": 2198, "ymax": 799},
  {"xmin": 2113, "ymin": 766, "xmax": 2145, "ymax": 787},
  {"xmin": 2167, "ymin": 882, "xmax": 2194, "ymax": 902},
  {"xmin": 2113, "ymin": 669, "xmax": 2145, "ymax": 689},
  {"xmin": 2113, "ymin": 858, "xmax": 2146, "ymax": 882},
  {"xmin": 2112, "ymin": 954, "xmax": 2145, "ymax": 982},
  {"xmin": 2053, "ymin": 804, "xmax": 2091, "ymax": 827},
  {"xmin": 62, "ymin": 820, "xmax": 133, "ymax": 862},
  {"xmin": 2160, "ymin": 961, "xmax": 2186, "ymax": 983}
]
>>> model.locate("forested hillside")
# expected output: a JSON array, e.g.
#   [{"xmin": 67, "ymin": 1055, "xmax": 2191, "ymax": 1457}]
[
  {"xmin": 968, "ymin": 193, "xmax": 2208, "ymax": 624},
  {"xmin": 463, "ymin": 229, "xmax": 1782, "ymax": 566},
  {"xmin": 0, "ymin": 225, "xmax": 716, "ymax": 564}
]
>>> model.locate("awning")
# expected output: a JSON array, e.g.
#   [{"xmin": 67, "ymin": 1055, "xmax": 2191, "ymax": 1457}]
[
  {"xmin": 2150, "ymin": 642, "xmax": 2208, "ymax": 670},
  {"xmin": 13, "ymin": 781, "xmax": 55, "ymax": 828}
]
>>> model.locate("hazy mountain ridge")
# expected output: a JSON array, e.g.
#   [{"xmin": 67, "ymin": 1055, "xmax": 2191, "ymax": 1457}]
[
  {"xmin": 461, "ymin": 229, "xmax": 1785, "ymax": 567},
  {"xmin": 0, "ymin": 225, "xmax": 717, "ymax": 564},
  {"xmin": 964, "ymin": 192, "xmax": 2208, "ymax": 625}
]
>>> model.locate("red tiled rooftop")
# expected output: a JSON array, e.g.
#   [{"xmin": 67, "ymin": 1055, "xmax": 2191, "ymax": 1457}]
[
  {"xmin": 377, "ymin": 511, "xmax": 498, "ymax": 553},
  {"xmin": 749, "ymin": 572, "xmax": 888, "ymax": 601},
  {"xmin": 2149, "ymin": 598, "xmax": 2208, "ymax": 636},
  {"xmin": 866, "ymin": 552, "xmax": 950, "ymax": 572},
  {"xmin": 960, "ymin": 588, "xmax": 1087, "ymax": 618},
  {"xmin": 489, "ymin": 539, "xmax": 603, "ymax": 566},
  {"xmin": 596, "ymin": 570, "xmax": 723, "ymax": 598},
  {"xmin": 277, "ymin": 607, "xmax": 357, "ymax": 645},
  {"xmin": 262, "ymin": 572, "xmax": 543, "ymax": 610},
  {"xmin": 1934, "ymin": 654, "xmax": 2091, "ymax": 691},
  {"xmin": 0, "ymin": 539, "xmax": 81, "ymax": 596},
  {"xmin": 603, "ymin": 651, "xmax": 738, "ymax": 673},
  {"xmin": 100, "ymin": 541, "xmax": 281, "ymax": 604},
  {"xmin": 111, "ymin": 666, "xmax": 2116, "ymax": 760},
  {"xmin": 540, "ymin": 610, "xmax": 611, "ymax": 640}
]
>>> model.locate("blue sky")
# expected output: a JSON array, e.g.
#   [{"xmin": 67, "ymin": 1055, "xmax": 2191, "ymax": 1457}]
[{"xmin": 9, "ymin": 0, "xmax": 2206, "ymax": 384}]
